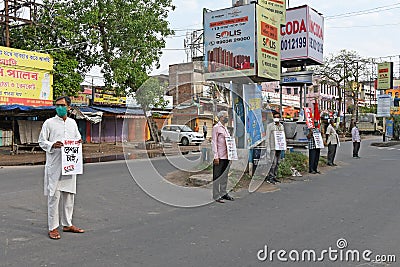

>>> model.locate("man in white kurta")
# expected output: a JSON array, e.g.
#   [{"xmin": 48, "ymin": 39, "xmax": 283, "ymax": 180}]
[{"xmin": 38, "ymin": 96, "xmax": 85, "ymax": 239}]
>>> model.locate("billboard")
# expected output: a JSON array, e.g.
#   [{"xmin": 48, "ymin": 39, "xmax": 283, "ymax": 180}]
[
  {"xmin": 94, "ymin": 87, "xmax": 126, "ymax": 106},
  {"xmin": 0, "ymin": 46, "xmax": 53, "ymax": 106},
  {"xmin": 258, "ymin": 0, "xmax": 286, "ymax": 25},
  {"xmin": 377, "ymin": 62, "xmax": 393, "ymax": 90},
  {"xmin": 256, "ymin": 5, "xmax": 281, "ymax": 80},
  {"xmin": 204, "ymin": 4, "xmax": 256, "ymax": 79},
  {"xmin": 281, "ymin": 5, "xmax": 324, "ymax": 65}
]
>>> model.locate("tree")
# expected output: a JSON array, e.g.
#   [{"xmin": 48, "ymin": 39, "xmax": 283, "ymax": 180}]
[
  {"xmin": 9, "ymin": 0, "xmax": 86, "ymax": 97},
  {"xmin": 315, "ymin": 50, "xmax": 368, "ymax": 131},
  {"xmin": 9, "ymin": 0, "xmax": 175, "ymax": 99}
]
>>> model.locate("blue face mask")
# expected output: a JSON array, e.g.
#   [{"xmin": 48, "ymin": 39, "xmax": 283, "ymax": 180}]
[
  {"xmin": 56, "ymin": 106, "xmax": 68, "ymax": 117},
  {"xmin": 223, "ymin": 117, "xmax": 228, "ymax": 123}
]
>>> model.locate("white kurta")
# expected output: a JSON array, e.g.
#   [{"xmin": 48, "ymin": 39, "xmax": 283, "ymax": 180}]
[{"xmin": 38, "ymin": 116, "xmax": 82, "ymax": 196}]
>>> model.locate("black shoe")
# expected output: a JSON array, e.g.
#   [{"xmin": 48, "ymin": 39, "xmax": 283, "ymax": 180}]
[
  {"xmin": 311, "ymin": 171, "xmax": 317, "ymax": 174},
  {"xmin": 215, "ymin": 198, "xmax": 225, "ymax": 203},
  {"xmin": 266, "ymin": 179, "xmax": 276, "ymax": 185},
  {"xmin": 327, "ymin": 163, "xmax": 333, "ymax": 166},
  {"xmin": 272, "ymin": 178, "xmax": 281, "ymax": 183},
  {"xmin": 332, "ymin": 163, "xmax": 338, "ymax": 166},
  {"xmin": 222, "ymin": 194, "xmax": 234, "ymax": 201},
  {"xmin": 315, "ymin": 170, "xmax": 321, "ymax": 174}
]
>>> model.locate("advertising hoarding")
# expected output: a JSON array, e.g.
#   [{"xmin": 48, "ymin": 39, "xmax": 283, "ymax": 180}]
[
  {"xmin": 0, "ymin": 46, "xmax": 53, "ymax": 106},
  {"xmin": 281, "ymin": 5, "xmax": 324, "ymax": 65},
  {"xmin": 243, "ymin": 84, "xmax": 265, "ymax": 148},
  {"xmin": 377, "ymin": 62, "xmax": 393, "ymax": 90},
  {"xmin": 377, "ymin": 94, "xmax": 391, "ymax": 117},
  {"xmin": 204, "ymin": 4, "xmax": 256, "ymax": 79},
  {"xmin": 256, "ymin": 5, "xmax": 281, "ymax": 80},
  {"xmin": 258, "ymin": 0, "xmax": 286, "ymax": 25}
]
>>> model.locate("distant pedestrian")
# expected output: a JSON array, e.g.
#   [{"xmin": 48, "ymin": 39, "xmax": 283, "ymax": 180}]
[
  {"xmin": 307, "ymin": 121, "xmax": 322, "ymax": 174},
  {"xmin": 38, "ymin": 96, "xmax": 85, "ymax": 240},
  {"xmin": 351, "ymin": 121, "xmax": 361, "ymax": 158},
  {"xmin": 265, "ymin": 113, "xmax": 286, "ymax": 184},
  {"xmin": 203, "ymin": 122, "xmax": 207, "ymax": 139},
  {"xmin": 326, "ymin": 119, "xmax": 339, "ymax": 166},
  {"xmin": 212, "ymin": 111, "xmax": 234, "ymax": 203}
]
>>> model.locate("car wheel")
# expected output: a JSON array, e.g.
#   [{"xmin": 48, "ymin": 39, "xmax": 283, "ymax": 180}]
[{"xmin": 181, "ymin": 137, "xmax": 189, "ymax": 146}]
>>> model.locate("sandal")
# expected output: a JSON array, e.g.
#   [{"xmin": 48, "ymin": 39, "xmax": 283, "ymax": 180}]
[
  {"xmin": 63, "ymin": 225, "xmax": 85, "ymax": 233},
  {"xmin": 48, "ymin": 229, "xmax": 61, "ymax": 240}
]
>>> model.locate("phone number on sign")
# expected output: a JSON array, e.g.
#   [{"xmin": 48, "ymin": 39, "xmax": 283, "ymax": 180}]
[
  {"xmin": 281, "ymin": 37, "xmax": 324, "ymax": 54},
  {"xmin": 281, "ymin": 37, "xmax": 307, "ymax": 51}
]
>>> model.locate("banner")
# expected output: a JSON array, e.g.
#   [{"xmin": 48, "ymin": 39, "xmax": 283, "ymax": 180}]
[
  {"xmin": 258, "ymin": 0, "xmax": 286, "ymax": 25},
  {"xmin": 243, "ymin": 84, "xmax": 265, "ymax": 148},
  {"xmin": 256, "ymin": 5, "xmax": 281, "ymax": 80},
  {"xmin": 304, "ymin": 107, "xmax": 314, "ymax": 128},
  {"xmin": 0, "ymin": 46, "xmax": 53, "ymax": 106},
  {"xmin": 61, "ymin": 140, "xmax": 83, "ymax": 175},
  {"xmin": 377, "ymin": 62, "xmax": 393, "ymax": 90},
  {"xmin": 377, "ymin": 94, "xmax": 392, "ymax": 117},
  {"xmin": 204, "ymin": 4, "xmax": 256, "ymax": 79}
]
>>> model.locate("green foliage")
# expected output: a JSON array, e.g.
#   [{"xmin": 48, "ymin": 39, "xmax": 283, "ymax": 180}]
[
  {"xmin": 8, "ymin": 0, "xmax": 174, "ymax": 100},
  {"xmin": 277, "ymin": 152, "xmax": 308, "ymax": 178},
  {"xmin": 135, "ymin": 77, "xmax": 167, "ymax": 111},
  {"xmin": 359, "ymin": 105, "xmax": 377, "ymax": 114}
]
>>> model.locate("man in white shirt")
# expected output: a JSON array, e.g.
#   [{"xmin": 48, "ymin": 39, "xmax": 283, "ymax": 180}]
[
  {"xmin": 351, "ymin": 121, "xmax": 361, "ymax": 158},
  {"xmin": 325, "ymin": 119, "xmax": 339, "ymax": 166},
  {"xmin": 39, "ymin": 96, "xmax": 85, "ymax": 239}
]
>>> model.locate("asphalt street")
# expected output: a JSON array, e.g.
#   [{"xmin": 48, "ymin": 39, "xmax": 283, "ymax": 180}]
[{"xmin": 0, "ymin": 138, "xmax": 400, "ymax": 267}]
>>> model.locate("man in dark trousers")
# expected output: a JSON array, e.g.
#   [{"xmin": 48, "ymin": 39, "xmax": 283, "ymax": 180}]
[
  {"xmin": 351, "ymin": 121, "xmax": 361, "ymax": 158},
  {"xmin": 202, "ymin": 122, "xmax": 207, "ymax": 139},
  {"xmin": 326, "ymin": 119, "xmax": 339, "ymax": 166},
  {"xmin": 307, "ymin": 121, "xmax": 322, "ymax": 174},
  {"xmin": 212, "ymin": 111, "xmax": 234, "ymax": 203},
  {"xmin": 265, "ymin": 113, "xmax": 286, "ymax": 184}
]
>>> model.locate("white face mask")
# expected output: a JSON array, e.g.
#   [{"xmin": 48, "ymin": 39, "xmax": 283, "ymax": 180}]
[{"xmin": 273, "ymin": 118, "xmax": 280, "ymax": 123}]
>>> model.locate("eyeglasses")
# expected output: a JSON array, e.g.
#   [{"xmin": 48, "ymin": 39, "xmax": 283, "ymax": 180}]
[{"xmin": 55, "ymin": 104, "xmax": 67, "ymax": 107}]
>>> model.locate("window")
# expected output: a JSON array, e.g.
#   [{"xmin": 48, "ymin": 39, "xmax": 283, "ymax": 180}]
[
  {"xmin": 287, "ymin": 88, "xmax": 292, "ymax": 94},
  {"xmin": 294, "ymin": 88, "xmax": 298, "ymax": 95}
]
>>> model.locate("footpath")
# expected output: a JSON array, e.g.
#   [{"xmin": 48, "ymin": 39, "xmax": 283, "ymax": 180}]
[
  {"xmin": 0, "ymin": 142, "xmax": 201, "ymax": 166},
  {"xmin": 0, "ymin": 136, "xmax": 397, "ymax": 167}
]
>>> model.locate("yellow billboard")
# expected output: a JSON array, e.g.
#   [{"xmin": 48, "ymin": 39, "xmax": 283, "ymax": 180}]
[
  {"xmin": 258, "ymin": 0, "xmax": 286, "ymax": 25},
  {"xmin": 0, "ymin": 46, "xmax": 53, "ymax": 106},
  {"xmin": 377, "ymin": 62, "xmax": 393, "ymax": 90},
  {"xmin": 256, "ymin": 5, "xmax": 281, "ymax": 80}
]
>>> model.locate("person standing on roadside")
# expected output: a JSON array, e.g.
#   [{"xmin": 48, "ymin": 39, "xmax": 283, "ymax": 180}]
[
  {"xmin": 38, "ymin": 96, "xmax": 85, "ymax": 240},
  {"xmin": 307, "ymin": 121, "xmax": 322, "ymax": 174},
  {"xmin": 265, "ymin": 113, "xmax": 286, "ymax": 184},
  {"xmin": 203, "ymin": 122, "xmax": 208, "ymax": 139},
  {"xmin": 326, "ymin": 119, "xmax": 339, "ymax": 166},
  {"xmin": 351, "ymin": 121, "xmax": 361, "ymax": 158},
  {"xmin": 212, "ymin": 111, "xmax": 234, "ymax": 203}
]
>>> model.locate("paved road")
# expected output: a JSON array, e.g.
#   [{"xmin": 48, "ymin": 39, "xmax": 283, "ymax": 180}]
[{"xmin": 0, "ymin": 139, "xmax": 400, "ymax": 267}]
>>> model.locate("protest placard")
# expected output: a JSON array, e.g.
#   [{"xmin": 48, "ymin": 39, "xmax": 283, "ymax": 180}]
[
  {"xmin": 225, "ymin": 136, "xmax": 238, "ymax": 161},
  {"xmin": 274, "ymin": 130, "xmax": 287, "ymax": 151},
  {"xmin": 313, "ymin": 131, "xmax": 325, "ymax": 149},
  {"xmin": 61, "ymin": 139, "xmax": 83, "ymax": 175}
]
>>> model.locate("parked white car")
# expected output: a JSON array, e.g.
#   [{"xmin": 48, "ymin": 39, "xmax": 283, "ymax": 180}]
[{"xmin": 161, "ymin": 125, "xmax": 205, "ymax": 146}]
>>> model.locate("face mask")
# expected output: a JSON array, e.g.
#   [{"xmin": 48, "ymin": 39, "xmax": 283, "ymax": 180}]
[
  {"xmin": 56, "ymin": 106, "xmax": 68, "ymax": 117},
  {"xmin": 223, "ymin": 117, "xmax": 228, "ymax": 123},
  {"xmin": 273, "ymin": 118, "xmax": 280, "ymax": 123}
]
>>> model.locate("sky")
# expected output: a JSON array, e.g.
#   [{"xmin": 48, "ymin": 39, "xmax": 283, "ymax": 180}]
[{"xmin": 152, "ymin": 0, "xmax": 400, "ymax": 77}]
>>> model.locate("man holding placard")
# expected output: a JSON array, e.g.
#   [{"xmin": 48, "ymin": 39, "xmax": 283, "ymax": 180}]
[
  {"xmin": 326, "ymin": 119, "xmax": 339, "ymax": 166},
  {"xmin": 265, "ymin": 113, "xmax": 286, "ymax": 184},
  {"xmin": 212, "ymin": 111, "xmax": 236, "ymax": 203},
  {"xmin": 38, "ymin": 96, "xmax": 85, "ymax": 240},
  {"xmin": 307, "ymin": 120, "xmax": 323, "ymax": 174}
]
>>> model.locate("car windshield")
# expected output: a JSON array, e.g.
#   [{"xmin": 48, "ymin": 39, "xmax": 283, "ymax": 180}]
[{"xmin": 180, "ymin": 126, "xmax": 193, "ymax": 132}]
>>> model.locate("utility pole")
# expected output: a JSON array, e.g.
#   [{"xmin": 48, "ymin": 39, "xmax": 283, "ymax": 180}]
[{"xmin": 0, "ymin": 0, "xmax": 40, "ymax": 47}]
